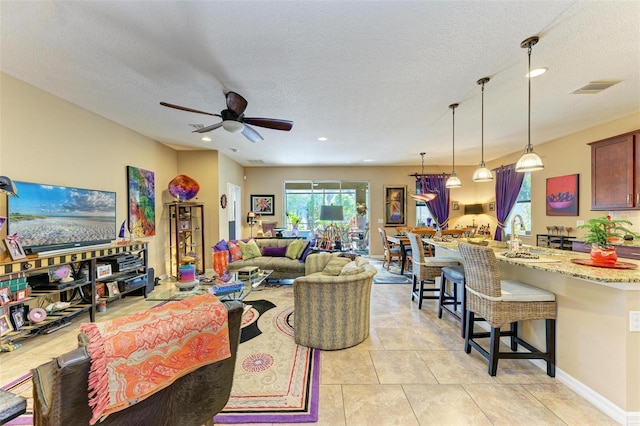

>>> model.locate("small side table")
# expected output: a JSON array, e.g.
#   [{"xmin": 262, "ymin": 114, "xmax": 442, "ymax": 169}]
[{"xmin": 0, "ymin": 389, "xmax": 27, "ymax": 424}]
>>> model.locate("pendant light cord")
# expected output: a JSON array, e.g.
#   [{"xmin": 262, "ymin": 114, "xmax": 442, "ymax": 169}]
[
  {"xmin": 451, "ymin": 106, "xmax": 456, "ymax": 171},
  {"xmin": 527, "ymin": 44, "xmax": 532, "ymax": 151},
  {"xmin": 481, "ymin": 81, "xmax": 485, "ymax": 163}
]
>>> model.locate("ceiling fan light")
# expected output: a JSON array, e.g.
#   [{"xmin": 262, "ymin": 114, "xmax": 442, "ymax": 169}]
[
  {"xmin": 445, "ymin": 173, "xmax": 462, "ymax": 188},
  {"xmin": 472, "ymin": 163, "xmax": 494, "ymax": 182},
  {"xmin": 516, "ymin": 149, "xmax": 545, "ymax": 172},
  {"xmin": 222, "ymin": 120, "xmax": 244, "ymax": 133}
]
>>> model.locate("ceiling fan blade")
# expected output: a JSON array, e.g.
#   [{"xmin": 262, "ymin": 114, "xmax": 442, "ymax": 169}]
[
  {"xmin": 242, "ymin": 124, "xmax": 264, "ymax": 143},
  {"xmin": 160, "ymin": 102, "xmax": 221, "ymax": 118},
  {"xmin": 225, "ymin": 91, "xmax": 248, "ymax": 116},
  {"xmin": 193, "ymin": 122, "xmax": 223, "ymax": 133},
  {"xmin": 243, "ymin": 117, "xmax": 293, "ymax": 131}
]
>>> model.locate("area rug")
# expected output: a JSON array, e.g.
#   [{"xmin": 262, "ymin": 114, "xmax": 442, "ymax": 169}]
[
  {"xmin": 215, "ymin": 286, "xmax": 320, "ymax": 423},
  {"xmin": 2, "ymin": 287, "xmax": 319, "ymax": 425},
  {"xmin": 369, "ymin": 259, "xmax": 412, "ymax": 284}
]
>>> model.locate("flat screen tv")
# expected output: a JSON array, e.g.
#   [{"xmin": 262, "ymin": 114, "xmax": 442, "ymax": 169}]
[{"xmin": 7, "ymin": 181, "xmax": 117, "ymax": 254}]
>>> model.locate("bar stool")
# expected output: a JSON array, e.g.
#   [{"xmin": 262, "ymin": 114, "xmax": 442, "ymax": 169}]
[
  {"xmin": 407, "ymin": 233, "xmax": 460, "ymax": 309},
  {"xmin": 438, "ymin": 265, "xmax": 466, "ymax": 337},
  {"xmin": 458, "ymin": 243, "xmax": 557, "ymax": 377}
]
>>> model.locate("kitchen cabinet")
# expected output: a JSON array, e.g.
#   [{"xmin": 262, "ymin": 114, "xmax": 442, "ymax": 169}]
[{"xmin": 590, "ymin": 130, "xmax": 640, "ymax": 210}]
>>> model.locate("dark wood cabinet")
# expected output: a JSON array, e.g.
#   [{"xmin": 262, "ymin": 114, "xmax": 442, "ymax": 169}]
[{"xmin": 590, "ymin": 130, "xmax": 640, "ymax": 210}]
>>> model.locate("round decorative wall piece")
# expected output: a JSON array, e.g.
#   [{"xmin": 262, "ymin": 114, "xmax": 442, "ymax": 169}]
[{"xmin": 220, "ymin": 194, "xmax": 228, "ymax": 209}]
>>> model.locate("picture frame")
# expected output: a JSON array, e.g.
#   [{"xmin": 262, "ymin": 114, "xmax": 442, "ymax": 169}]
[
  {"xmin": 11, "ymin": 308, "xmax": 25, "ymax": 331},
  {"xmin": 250, "ymin": 194, "xmax": 275, "ymax": 216},
  {"xmin": 383, "ymin": 185, "xmax": 407, "ymax": 226},
  {"xmin": 3, "ymin": 238, "xmax": 26, "ymax": 261},
  {"xmin": 0, "ymin": 314, "xmax": 14, "ymax": 336},
  {"xmin": 0, "ymin": 286, "xmax": 11, "ymax": 306},
  {"xmin": 127, "ymin": 166, "xmax": 156, "ymax": 238},
  {"xmin": 14, "ymin": 289, "xmax": 28, "ymax": 302},
  {"xmin": 106, "ymin": 282, "xmax": 120, "ymax": 297},
  {"xmin": 452, "ymin": 201, "xmax": 460, "ymax": 211},
  {"xmin": 489, "ymin": 202, "xmax": 496, "ymax": 212},
  {"xmin": 180, "ymin": 220, "xmax": 191, "ymax": 231},
  {"xmin": 546, "ymin": 174, "xmax": 579, "ymax": 216}
]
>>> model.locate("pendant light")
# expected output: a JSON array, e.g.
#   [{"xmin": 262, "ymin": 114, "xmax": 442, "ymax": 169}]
[
  {"xmin": 515, "ymin": 36, "xmax": 545, "ymax": 172},
  {"xmin": 445, "ymin": 103, "xmax": 462, "ymax": 188},
  {"xmin": 410, "ymin": 152, "xmax": 438, "ymax": 202},
  {"xmin": 472, "ymin": 77, "xmax": 494, "ymax": 182}
]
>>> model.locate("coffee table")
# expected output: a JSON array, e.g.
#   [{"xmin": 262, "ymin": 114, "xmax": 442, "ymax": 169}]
[{"xmin": 147, "ymin": 270, "xmax": 273, "ymax": 303}]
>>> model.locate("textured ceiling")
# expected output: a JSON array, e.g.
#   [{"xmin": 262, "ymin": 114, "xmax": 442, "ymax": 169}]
[{"xmin": 1, "ymin": 1, "xmax": 639, "ymax": 168}]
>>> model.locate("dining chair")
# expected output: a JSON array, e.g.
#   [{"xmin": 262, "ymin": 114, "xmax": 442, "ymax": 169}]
[
  {"xmin": 407, "ymin": 232, "xmax": 460, "ymax": 309},
  {"xmin": 457, "ymin": 243, "xmax": 557, "ymax": 376},
  {"xmin": 440, "ymin": 229, "xmax": 465, "ymax": 238},
  {"xmin": 378, "ymin": 228, "xmax": 404, "ymax": 271}
]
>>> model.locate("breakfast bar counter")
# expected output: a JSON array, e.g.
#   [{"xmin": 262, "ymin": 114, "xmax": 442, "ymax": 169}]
[{"xmin": 430, "ymin": 240, "xmax": 640, "ymax": 423}]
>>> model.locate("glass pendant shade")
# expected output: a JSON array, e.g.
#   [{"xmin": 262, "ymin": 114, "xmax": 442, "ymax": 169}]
[
  {"xmin": 410, "ymin": 152, "xmax": 438, "ymax": 201},
  {"xmin": 445, "ymin": 172, "xmax": 462, "ymax": 188},
  {"xmin": 515, "ymin": 147, "xmax": 545, "ymax": 172},
  {"xmin": 472, "ymin": 163, "xmax": 493, "ymax": 182},
  {"xmin": 516, "ymin": 36, "xmax": 544, "ymax": 172}
]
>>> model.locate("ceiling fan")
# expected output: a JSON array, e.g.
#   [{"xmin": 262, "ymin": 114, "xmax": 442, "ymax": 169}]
[{"xmin": 160, "ymin": 91, "xmax": 293, "ymax": 143}]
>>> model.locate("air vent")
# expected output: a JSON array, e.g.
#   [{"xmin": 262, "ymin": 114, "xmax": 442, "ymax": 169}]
[
  {"xmin": 189, "ymin": 124, "xmax": 205, "ymax": 129},
  {"xmin": 571, "ymin": 80, "xmax": 621, "ymax": 94},
  {"xmin": 247, "ymin": 159, "xmax": 265, "ymax": 165}
]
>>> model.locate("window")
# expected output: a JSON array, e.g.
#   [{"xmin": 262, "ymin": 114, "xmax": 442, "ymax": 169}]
[
  {"xmin": 283, "ymin": 181, "xmax": 369, "ymax": 236},
  {"xmin": 504, "ymin": 172, "xmax": 532, "ymax": 237}
]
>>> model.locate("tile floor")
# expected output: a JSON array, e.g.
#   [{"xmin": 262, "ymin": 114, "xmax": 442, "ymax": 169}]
[{"xmin": 1, "ymin": 274, "xmax": 618, "ymax": 425}]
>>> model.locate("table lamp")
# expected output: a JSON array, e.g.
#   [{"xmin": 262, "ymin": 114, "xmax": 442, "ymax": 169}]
[
  {"xmin": 247, "ymin": 211, "xmax": 257, "ymax": 237},
  {"xmin": 320, "ymin": 205, "xmax": 343, "ymax": 249}
]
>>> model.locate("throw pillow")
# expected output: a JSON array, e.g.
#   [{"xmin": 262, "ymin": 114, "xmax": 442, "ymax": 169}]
[
  {"xmin": 227, "ymin": 241, "xmax": 243, "ymax": 262},
  {"xmin": 285, "ymin": 239, "xmax": 304, "ymax": 259},
  {"xmin": 340, "ymin": 261, "xmax": 365, "ymax": 276},
  {"xmin": 296, "ymin": 240, "xmax": 310, "ymax": 258},
  {"xmin": 299, "ymin": 238, "xmax": 316, "ymax": 263},
  {"xmin": 213, "ymin": 239, "xmax": 229, "ymax": 252},
  {"xmin": 263, "ymin": 246, "xmax": 287, "ymax": 257},
  {"xmin": 355, "ymin": 256, "xmax": 370, "ymax": 267},
  {"xmin": 239, "ymin": 239, "xmax": 261, "ymax": 260},
  {"xmin": 322, "ymin": 256, "xmax": 351, "ymax": 276}
]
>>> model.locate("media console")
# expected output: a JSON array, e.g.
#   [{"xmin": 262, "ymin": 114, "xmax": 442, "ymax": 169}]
[{"xmin": 0, "ymin": 242, "xmax": 149, "ymax": 346}]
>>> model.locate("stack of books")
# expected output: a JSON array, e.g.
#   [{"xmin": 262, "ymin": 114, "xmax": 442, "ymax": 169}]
[{"xmin": 211, "ymin": 281, "xmax": 244, "ymax": 295}]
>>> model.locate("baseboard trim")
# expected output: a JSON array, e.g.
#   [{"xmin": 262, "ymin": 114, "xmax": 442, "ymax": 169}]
[{"xmin": 529, "ymin": 359, "xmax": 632, "ymax": 425}]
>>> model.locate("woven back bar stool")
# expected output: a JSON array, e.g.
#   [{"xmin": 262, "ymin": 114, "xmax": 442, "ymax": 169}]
[
  {"xmin": 458, "ymin": 243, "xmax": 557, "ymax": 377},
  {"xmin": 407, "ymin": 233, "xmax": 460, "ymax": 309},
  {"xmin": 438, "ymin": 265, "xmax": 466, "ymax": 337}
]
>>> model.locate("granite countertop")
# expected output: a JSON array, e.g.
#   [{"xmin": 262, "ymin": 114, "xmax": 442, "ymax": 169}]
[{"xmin": 428, "ymin": 239, "xmax": 640, "ymax": 290}]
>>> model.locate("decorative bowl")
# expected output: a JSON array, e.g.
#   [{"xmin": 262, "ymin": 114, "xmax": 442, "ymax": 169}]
[{"xmin": 548, "ymin": 200, "xmax": 573, "ymax": 209}]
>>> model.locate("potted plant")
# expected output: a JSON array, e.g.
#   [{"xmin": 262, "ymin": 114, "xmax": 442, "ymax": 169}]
[
  {"xmin": 577, "ymin": 215, "xmax": 639, "ymax": 264},
  {"xmin": 286, "ymin": 212, "xmax": 301, "ymax": 235}
]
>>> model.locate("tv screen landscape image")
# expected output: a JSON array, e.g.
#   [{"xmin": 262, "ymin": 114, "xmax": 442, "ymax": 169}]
[{"xmin": 8, "ymin": 181, "xmax": 117, "ymax": 254}]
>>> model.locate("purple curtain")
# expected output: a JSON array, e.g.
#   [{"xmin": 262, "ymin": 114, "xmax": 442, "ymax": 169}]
[
  {"xmin": 417, "ymin": 174, "xmax": 450, "ymax": 229},
  {"xmin": 494, "ymin": 164, "xmax": 524, "ymax": 241}
]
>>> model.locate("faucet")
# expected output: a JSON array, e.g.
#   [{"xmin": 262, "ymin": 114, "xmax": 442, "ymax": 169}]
[{"xmin": 510, "ymin": 214, "xmax": 525, "ymax": 251}]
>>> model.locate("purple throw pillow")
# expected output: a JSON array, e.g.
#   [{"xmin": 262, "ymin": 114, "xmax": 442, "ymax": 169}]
[
  {"xmin": 213, "ymin": 239, "xmax": 229, "ymax": 252},
  {"xmin": 262, "ymin": 246, "xmax": 287, "ymax": 257},
  {"xmin": 299, "ymin": 239, "xmax": 316, "ymax": 263}
]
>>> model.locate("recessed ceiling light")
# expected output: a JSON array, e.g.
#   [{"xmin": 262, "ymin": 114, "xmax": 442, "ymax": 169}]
[
  {"xmin": 363, "ymin": 159, "xmax": 375, "ymax": 162},
  {"xmin": 527, "ymin": 67, "xmax": 547, "ymax": 78},
  {"xmin": 317, "ymin": 137, "xmax": 328, "ymax": 141},
  {"xmin": 201, "ymin": 136, "xmax": 211, "ymax": 142}
]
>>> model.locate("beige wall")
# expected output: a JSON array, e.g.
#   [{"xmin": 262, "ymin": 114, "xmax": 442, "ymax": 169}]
[{"xmin": 0, "ymin": 73, "xmax": 182, "ymax": 276}]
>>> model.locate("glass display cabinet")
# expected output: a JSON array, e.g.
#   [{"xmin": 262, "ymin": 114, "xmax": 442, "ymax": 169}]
[{"xmin": 167, "ymin": 202, "xmax": 205, "ymax": 277}]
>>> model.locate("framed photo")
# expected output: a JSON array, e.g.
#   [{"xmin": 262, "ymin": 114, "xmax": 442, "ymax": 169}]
[
  {"xmin": 250, "ymin": 194, "xmax": 275, "ymax": 216},
  {"xmin": 3, "ymin": 238, "xmax": 26, "ymax": 261},
  {"xmin": 11, "ymin": 308, "xmax": 25, "ymax": 331},
  {"xmin": 14, "ymin": 289, "xmax": 28, "ymax": 302},
  {"xmin": 0, "ymin": 286, "xmax": 11, "ymax": 306},
  {"xmin": 546, "ymin": 174, "xmax": 579, "ymax": 216},
  {"xmin": 0, "ymin": 314, "xmax": 14, "ymax": 336},
  {"xmin": 180, "ymin": 220, "xmax": 191, "ymax": 231},
  {"xmin": 452, "ymin": 201, "xmax": 460, "ymax": 211},
  {"xmin": 383, "ymin": 185, "xmax": 407, "ymax": 226},
  {"xmin": 106, "ymin": 282, "xmax": 120, "ymax": 296},
  {"xmin": 488, "ymin": 201, "xmax": 496, "ymax": 212}
]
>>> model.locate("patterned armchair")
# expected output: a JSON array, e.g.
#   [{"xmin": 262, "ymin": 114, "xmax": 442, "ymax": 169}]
[{"xmin": 293, "ymin": 253, "xmax": 376, "ymax": 350}]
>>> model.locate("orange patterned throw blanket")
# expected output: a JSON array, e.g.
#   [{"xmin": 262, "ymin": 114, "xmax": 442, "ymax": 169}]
[{"xmin": 79, "ymin": 294, "xmax": 231, "ymax": 425}]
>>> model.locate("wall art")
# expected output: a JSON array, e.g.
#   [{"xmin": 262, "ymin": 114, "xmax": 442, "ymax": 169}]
[
  {"xmin": 546, "ymin": 174, "xmax": 579, "ymax": 216},
  {"xmin": 384, "ymin": 185, "xmax": 406, "ymax": 226},
  {"xmin": 127, "ymin": 166, "xmax": 156, "ymax": 237}
]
